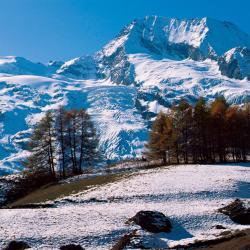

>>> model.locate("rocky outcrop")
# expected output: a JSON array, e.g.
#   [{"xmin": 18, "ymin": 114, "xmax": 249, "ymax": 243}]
[
  {"xmin": 218, "ymin": 47, "xmax": 250, "ymax": 80},
  {"xmin": 48, "ymin": 60, "xmax": 64, "ymax": 72},
  {"xmin": 57, "ymin": 56, "xmax": 98, "ymax": 79},
  {"xmin": 141, "ymin": 38, "xmax": 205, "ymax": 61},
  {"xmin": 218, "ymin": 199, "xmax": 250, "ymax": 225},
  {"xmin": 130, "ymin": 210, "xmax": 172, "ymax": 233},
  {"xmin": 96, "ymin": 47, "xmax": 135, "ymax": 85}
]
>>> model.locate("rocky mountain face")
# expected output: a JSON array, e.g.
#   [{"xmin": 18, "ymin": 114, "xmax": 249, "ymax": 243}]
[
  {"xmin": 0, "ymin": 16, "xmax": 250, "ymax": 174},
  {"xmin": 219, "ymin": 47, "xmax": 250, "ymax": 80},
  {"xmin": 91, "ymin": 16, "xmax": 250, "ymax": 83}
]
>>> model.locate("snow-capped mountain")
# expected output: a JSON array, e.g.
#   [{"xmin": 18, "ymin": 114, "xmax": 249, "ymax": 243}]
[
  {"xmin": 1, "ymin": 16, "xmax": 250, "ymax": 174},
  {"xmin": 0, "ymin": 56, "xmax": 48, "ymax": 75}
]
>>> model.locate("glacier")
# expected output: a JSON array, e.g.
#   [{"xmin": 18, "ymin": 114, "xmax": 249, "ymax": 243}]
[{"xmin": 0, "ymin": 16, "xmax": 250, "ymax": 174}]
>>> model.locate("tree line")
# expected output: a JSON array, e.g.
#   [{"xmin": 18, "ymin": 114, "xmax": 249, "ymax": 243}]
[
  {"xmin": 24, "ymin": 107, "xmax": 100, "ymax": 183},
  {"xmin": 145, "ymin": 97, "xmax": 250, "ymax": 164}
]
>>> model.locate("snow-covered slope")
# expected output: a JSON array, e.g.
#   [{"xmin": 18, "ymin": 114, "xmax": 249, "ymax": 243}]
[
  {"xmin": 0, "ymin": 75, "xmax": 147, "ymax": 174},
  {"xmin": 0, "ymin": 56, "xmax": 48, "ymax": 75},
  {"xmin": 57, "ymin": 56, "xmax": 98, "ymax": 79},
  {"xmin": 0, "ymin": 164, "xmax": 249, "ymax": 249},
  {"xmin": 1, "ymin": 16, "xmax": 250, "ymax": 174}
]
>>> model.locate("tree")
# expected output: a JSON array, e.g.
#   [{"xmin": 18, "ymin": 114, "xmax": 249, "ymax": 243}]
[
  {"xmin": 210, "ymin": 97, "xmax": 228, "ymax": 162},
  {"xmin": 78, "ymin": 109, "xmax": 100, "ymax": 171},
  {"xmin": 55, "ymin": 108, "xmax": 100, "ymax": 175},
  {"xmin": 192, "ymin": 97, "xmax": 210, "ymax": 162},
  {"xmin": 172, "ymin": 99, "xmax": 193, "ymax": 163},
  {"xmin": 25, "ymin": 107, "xmax": 100, "ymax": 180},
  {"xmin": 55, "ymin": 106, "xmax": 67, "ymax": 178},
  {"xmin": 25, "ymin": 111, "xmax": 56, "ymax": 180},
  {"xmin": 144, "ymin": 97, "xmax": 250, "ymax": 164},
  {"xmin": 145, "ymin": 112, "xmax": 175, "ymax": 164}
]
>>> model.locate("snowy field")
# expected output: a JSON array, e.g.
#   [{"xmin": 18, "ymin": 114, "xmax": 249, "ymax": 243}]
[{"xmin": 0, "ymin": 163, "xmax": 249, "ymax": 249}]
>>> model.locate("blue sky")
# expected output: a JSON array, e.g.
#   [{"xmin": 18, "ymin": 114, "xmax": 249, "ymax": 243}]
[{"xmin": 0, "ymin": 0, "xmax": 249, "ymax": 62}]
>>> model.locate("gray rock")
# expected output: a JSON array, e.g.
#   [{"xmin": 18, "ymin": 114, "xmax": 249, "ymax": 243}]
[
  {"xmin": 218, "ymin": 199, "xmax": 250, "ymax": 225},
  {"xmin": 130, "ymin": 210, "xmax": 172, "ymax": 233}
]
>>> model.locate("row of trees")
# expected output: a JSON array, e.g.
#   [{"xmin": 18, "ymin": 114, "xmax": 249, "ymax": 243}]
[
  {"xmin": 145, "ymin": 97, "xmax": 250, "ymax": 164},
  {"xmin": 24, "ymin": 107, "xmax": 100, "ymax": 181}
]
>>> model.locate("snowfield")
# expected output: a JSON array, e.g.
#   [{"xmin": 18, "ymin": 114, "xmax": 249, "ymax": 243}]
[{"xmin": 0, "ymin": 164, "xmax": 249, "ymax": 249}]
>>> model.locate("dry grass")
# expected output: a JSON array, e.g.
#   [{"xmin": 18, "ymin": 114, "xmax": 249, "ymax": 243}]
[{"xmin": 7, "ymin": 173, "xmax": 125, "ymax": 208}]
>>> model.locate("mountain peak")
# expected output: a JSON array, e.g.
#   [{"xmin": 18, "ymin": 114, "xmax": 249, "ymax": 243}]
[{"xmin": 100, "ymin": 15, "xmax": 250, "ymax": 60}]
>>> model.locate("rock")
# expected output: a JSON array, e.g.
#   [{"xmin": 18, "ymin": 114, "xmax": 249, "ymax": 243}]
[
  {"xmin": 130, "ymin": 210, "xmax": 172, "ymax": 233},
  {"xmin": 214, "ymin": 224, "xmax": 227, "ymax": 230},
  {"xmin": 218, "ymin": 47, "xmax": 250, "ymax": 80},
  {"xmin": 3, "ymin": 241, "xmax": 30, "ymax": 250},
  {"xmin": 60, "ymin": 244, "xmax": 84, "ymax": 250},
  {"xmin": 218, "ymin": 199, "xmax": 250, "ymax": 225}
]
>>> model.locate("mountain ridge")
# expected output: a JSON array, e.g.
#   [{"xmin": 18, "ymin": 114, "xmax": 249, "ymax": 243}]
[{"xmin": 0, "ymin": 16, "xmax": 250, "ymax": 174}]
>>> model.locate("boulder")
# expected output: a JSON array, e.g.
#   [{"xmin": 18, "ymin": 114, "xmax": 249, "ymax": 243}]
[
  {"xmin": 218, "ymin": 199, "xmax": 250, "ymax": 225},
  {"xmin": 214, "ymin": 224, "xmax": 227, "ymax": 230},
  {"xmin": 60, "ymin": 244, "xmax": 84, "ymax": 250},
  {"xmin": 3, "ymin": 241, "xmax": 30, "ymax": 250},
  {"xmin": 130, "ymin": 210, "xmax": 172, "ymax": 233}
]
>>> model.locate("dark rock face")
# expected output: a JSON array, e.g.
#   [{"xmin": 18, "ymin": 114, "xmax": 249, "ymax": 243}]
[
  {"xmin": 3, "ymin": 241, "xmax": 30, "ymax": 250},
  {"xmin": 218, "ymin": 57, "xmax": 242, "ymax": 80},
  {"xmin": 130, "ymin": 210, "xmax": 172, "ymax": 233},
  {"xmin": 97, "ymin": 47, "xmax": 135, "ymax": 85},
  {"xmin": 141, "ymin": 37, "xmax": 205, "ymax": 61},
  {"xmin": 60, "ymin": 244, "xmax": 84, "ymax": 250},
  {"xmin": 218, "ymin": 199, "xmax": 250, "ymax": 225},
  {"xmin": 218, "ymin": 47, "xmax": 250, "ymax": 80}
]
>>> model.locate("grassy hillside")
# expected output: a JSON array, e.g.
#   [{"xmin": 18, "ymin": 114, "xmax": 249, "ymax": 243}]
[{"xmin": 7, "ymin": 172, "xmax": 127, "ymax": 208}]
